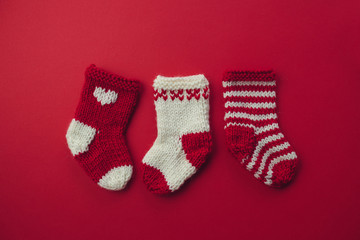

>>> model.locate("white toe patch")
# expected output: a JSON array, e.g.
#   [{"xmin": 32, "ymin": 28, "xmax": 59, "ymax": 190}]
[
  {"xmin": 93, "ymin": 87, "xmax": 118, "ymax": 105},
  {"xmin": 98, "ymin": 166, "xmax": 133, "ymax": 191}
]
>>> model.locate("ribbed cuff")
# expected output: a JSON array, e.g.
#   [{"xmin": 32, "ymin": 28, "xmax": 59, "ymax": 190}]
[
  {"xmin": 223, "ymin": 70, "xmax": 275, "ymax": 82},
  {"xmin": 153, "ymin": 74, "xmax": 209, "ymax": 90},
  {"xmin": 85, "ymin": 64, "xmax": 140, "ymax": 91}
]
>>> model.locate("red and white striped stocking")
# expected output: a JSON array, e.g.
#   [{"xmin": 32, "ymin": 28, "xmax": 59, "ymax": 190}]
[{"xmin": 223, "ymin": 70, "xmax": 298, "ymax": 187}]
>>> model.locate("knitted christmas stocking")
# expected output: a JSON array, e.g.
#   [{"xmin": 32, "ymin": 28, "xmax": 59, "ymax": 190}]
[
  {"xmin": 223, "ymin": 70, "xmax": 298, "ymax": 187},
  {"xmin": 66, "ymin": 65, "xmax": 140, "ymax": 190},
  {"xmin": 142, "ymin": 75, "xmax": 212, "ymax": 193}
]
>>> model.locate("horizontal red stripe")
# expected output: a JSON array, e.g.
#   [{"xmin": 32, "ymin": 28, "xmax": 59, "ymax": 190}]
[
  {"xmin": 225, "ymin": 107, "xmax": 276, "ymax": 115},
  {"xmin": 223, "ymin": 96, "xmax": 276, "ymax": 103},
  {"xmin": 223, "ymin": 85, "xmax": 276, "ymax": 93},
  {"xmin": 225, "ymin": 118, "xmax": 278, "ymax": 128}
]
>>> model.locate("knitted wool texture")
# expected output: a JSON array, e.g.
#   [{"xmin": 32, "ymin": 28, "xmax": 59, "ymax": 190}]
[
  {"xmin": 66, "ymin": 64, "xmax": 140, "ymax": 190},
  {"xmin": 223, "ymin": 70, "xmax": 298, "ymax": 187},
  {"xmin": 142, "ymin": 75, "xmax": 212, "ymax": 193}
]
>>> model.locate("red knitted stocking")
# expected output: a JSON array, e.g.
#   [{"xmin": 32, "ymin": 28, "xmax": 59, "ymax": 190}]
[{"xmin": 66, "ymin": 65, "xmax": 140, "ymax": 190}]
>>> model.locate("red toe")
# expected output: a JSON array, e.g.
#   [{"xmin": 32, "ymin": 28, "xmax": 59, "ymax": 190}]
[
  {"xmin": 270, "ymin": 160, "xmax": 298, "ymax": 187},
  {"xmin": 143, "ymin": 165, "xmax": 171, "ymax": 194}
]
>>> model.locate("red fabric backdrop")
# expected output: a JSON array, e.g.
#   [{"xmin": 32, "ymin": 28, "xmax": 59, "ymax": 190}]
[{"xmin": 1, "ymin": 0, "xmax": 359, "ymax": 239}]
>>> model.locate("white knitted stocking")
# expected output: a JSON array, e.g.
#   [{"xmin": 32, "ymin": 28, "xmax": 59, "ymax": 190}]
[{"xmin": 142, "ymin": 75, "xmax": 212, "ymax": 193}]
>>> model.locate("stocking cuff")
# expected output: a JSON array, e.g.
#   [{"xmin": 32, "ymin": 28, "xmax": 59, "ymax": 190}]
[
  {"xmin": 85, "ymin": 64, "xmax": 140, "ymax": 92},
  {"xmin": 153, "ymin": 74, "xmax": 208, "ymax": 90},
  {"xmin": 223, "ymin": 70, "xmax": 275, "ymax": 82}
]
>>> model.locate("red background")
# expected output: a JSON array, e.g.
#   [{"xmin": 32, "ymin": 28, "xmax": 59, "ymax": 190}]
[{"xmin": 1, "ymin": 0, "xmax": 360, "ymax": 239}]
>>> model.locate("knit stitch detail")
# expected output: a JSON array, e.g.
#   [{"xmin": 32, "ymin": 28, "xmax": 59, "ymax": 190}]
[
  {"xmin": 153, "ymin": 86, "xmax": 209, "ymax": 101},
  {"xmin": 86, "ymin": 64, "xmax": 140, "ymax": 91},
  {"xmin": 223, "ymin": 70, "xmax": 275, "ymax": 82},
  {"xmin": 153, "ymin": 74, "xmax": 208, "ymax": 90}
]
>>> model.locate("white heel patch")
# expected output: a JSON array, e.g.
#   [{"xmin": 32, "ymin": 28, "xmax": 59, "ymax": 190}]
[
  {"xmin": 66, "ymin": 119, "xmax": 96, "ymax": 156},
  {"xmin": 93, "ymin": 87, "xmax": 118, "ymax": 105}
]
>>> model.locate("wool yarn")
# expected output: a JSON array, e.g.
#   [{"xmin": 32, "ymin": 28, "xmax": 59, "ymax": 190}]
[
  {"xmin": 142, "ymin": 74, "xmax": 212, "ymax": 193},
  {"xmin": 66, "ymin": 64, "xmax": 140, "ymax": 190},
  {"xmin": 223, "ymin": 70, "xmax": 298, "ymax": 187}
]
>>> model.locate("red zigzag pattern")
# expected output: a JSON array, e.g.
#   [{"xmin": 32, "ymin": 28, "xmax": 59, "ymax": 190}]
[{"xmin": 154, "ymin": 86, "xmax": 209, "ymax": 101}]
